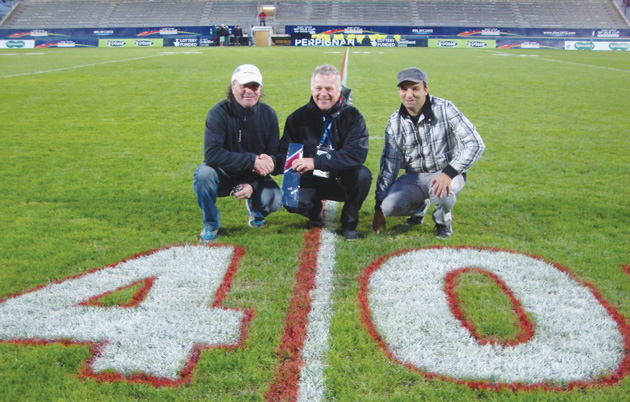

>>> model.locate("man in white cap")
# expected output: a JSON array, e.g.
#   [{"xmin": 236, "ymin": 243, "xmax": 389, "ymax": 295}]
[
  {"xmin": 372, "ymin": 67, "xmax": 485, "ymax": 238},
  {"xmin": 193, "ymin": 64, "xmax": 281, "ymax": 243}
]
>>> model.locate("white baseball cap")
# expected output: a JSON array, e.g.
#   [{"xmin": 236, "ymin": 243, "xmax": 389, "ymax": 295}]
[{"xmin": 231, "ymin": 64, "xmax": 263, "ymax": 86}]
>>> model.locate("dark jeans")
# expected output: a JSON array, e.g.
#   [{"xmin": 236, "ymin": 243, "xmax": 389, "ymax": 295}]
[{"xmin": 284, "ymin": 166, "xmax": 371, "ymax": 232}]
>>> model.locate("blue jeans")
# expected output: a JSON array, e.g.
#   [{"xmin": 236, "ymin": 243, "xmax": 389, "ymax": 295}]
[
  {"xmin": 380, "ymin": 172, "xmax": 466, "ymax": 226},
  {"xmin": 193, "ymin": 164, "xmax": 282, "ymax": 230}
]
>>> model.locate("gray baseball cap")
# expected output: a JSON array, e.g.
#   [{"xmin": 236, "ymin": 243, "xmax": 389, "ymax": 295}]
[{"xmin": 397, "ymin": 67, "xmax": 428, "ymax": 86}]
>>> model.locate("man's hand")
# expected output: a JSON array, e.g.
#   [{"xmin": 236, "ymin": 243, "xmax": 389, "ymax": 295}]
[
  {"xmin": 372, "ymin": 210, "xmax": 387, "ymax": 235},
  {"xmin": 431, "ymin": 173, "xmax": 452, "ymax": 198},
  {"xmin": 291, "ymin": 157, "xmax": 315, "ymax": 175},
  {"xmin": 232, "ymin": 183, "xmax": 254, "ymax": 200},
  {"xmin": 254, "ymin": 154, "xmax": 274, "ymax": 176}
]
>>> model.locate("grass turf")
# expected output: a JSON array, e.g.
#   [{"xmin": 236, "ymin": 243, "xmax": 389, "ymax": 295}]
[{"xmin": 1, "ymin": 46, "xmax": 629, "ymax": 401}]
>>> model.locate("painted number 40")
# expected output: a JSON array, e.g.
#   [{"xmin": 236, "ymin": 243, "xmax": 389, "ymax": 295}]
[{"xmin": 0, "ymin": 240, "xmax": 628, "ymax": 397}]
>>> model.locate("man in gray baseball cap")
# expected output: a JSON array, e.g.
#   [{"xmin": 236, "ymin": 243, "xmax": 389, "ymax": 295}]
[
  {"xmin": 372, "ymin": 67, "xmax": 485, "ymax": 238},
  {"xmin": 396, "ymin": 67, "xmax": 428, "ymax": 87}
]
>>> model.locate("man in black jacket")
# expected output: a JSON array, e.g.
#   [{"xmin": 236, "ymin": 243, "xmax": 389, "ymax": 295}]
[
  {"xmin": 275, "ymin": 64, "xmax": 371, "ymax": 241},
  {"xmin": 193, "ymin": 64, "xmax": 281, "ymax": 243}
]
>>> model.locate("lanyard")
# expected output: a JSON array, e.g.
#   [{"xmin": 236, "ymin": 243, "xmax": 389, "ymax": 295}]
[{"xmin": 319, "ymin": 116, "xmax": 333, "ymax": 148}]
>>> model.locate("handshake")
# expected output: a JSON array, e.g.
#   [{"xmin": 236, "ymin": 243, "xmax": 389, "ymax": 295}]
[{"xmin": 253, "ymin": 154, "xmax": 274, "ymax": 176}]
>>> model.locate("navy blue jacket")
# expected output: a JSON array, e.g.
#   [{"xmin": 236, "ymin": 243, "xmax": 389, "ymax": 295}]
[
  {"xmin": 203, "ymin": 99, "xmax": 279, "ymax": 189},
  {"xmin": 275, "ymin": 91, "xmax": 369, "ymax": 175}
]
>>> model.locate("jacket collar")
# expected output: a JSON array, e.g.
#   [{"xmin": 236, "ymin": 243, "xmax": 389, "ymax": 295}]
[
  {"xmin": 307, "ymin": 92, "xmax": 345, "ymax": 119},
  {"xmin": 399, "ymin": 94, "xmax": 435, "ymax": 124},
  {"xmin": 229, "ymin": 99, "xmax": 258, "ymax": 117}
]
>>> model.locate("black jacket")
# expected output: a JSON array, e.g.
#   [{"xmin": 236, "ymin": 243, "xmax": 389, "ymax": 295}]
[
  {"xmin": 275, "ymin": 91, "xmax": 369, "ymax": 175},
  {"xmin": 203, "ymin": 99, "xmax": 279, "ymax": 189}
]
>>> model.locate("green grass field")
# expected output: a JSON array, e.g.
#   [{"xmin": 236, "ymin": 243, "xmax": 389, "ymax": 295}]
[{"xmin": 1, "ymin": 46, "xmax": 629, "ymax": 401}]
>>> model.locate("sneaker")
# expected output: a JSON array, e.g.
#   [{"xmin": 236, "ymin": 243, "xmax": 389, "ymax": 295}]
[
  {"xmin": 405, "ymin": 215, "xmax": 425, "ymax": 226},
  {"xmin": 246, "ymin": 200, "xmax": 266, "ymax": 228},
  {"xmin": 306, "ymin": 218, "xmax": 324, "ymax": 229},
  {"xmin": 199, "ymin": 227, "xmax": 218, "ymax": 243},
  {"xmin": 248, "ymin": 216, "xmax": 266, "ymax": 228},
  {"xmin": 435, "ymin": 223, "xmax": 452, "ymax": 239},
  {"xmin": 343, "ymin": 229, "xmax": 359, "ymax": 241}
]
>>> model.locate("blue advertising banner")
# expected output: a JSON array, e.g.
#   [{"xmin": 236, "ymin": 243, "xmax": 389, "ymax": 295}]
[
  {"xmin": 2, "ymin": 25, "xmax": 629, "ymax": 50},
  {"xmin": 292, "ymin": 34, "xmax": 425, "ymax": 47},
  {"xmin": 0, "ymin": 26, "xmax": 215, "ymax": 40},
  {"xmin": 496, "ymin": 39, "xmax": 565, "ymax": 50},
  {"xmin": 286, "ymin": 25, "xmax": 630, "ymax": 39},
  {"xmin": 35, "ymin": 38, "xmax": 98, "ymax": 48}
]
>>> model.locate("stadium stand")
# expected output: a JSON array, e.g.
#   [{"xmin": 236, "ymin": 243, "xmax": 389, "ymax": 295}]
[{"xmin": 0, "ymin": 0, "xmax": 628, "ymax": 31}]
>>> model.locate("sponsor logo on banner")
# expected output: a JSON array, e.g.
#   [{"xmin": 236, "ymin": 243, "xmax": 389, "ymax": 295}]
[
  {"xmin": 344, "ymin": 27, "xmax": 364, "ymax": 34},
  {"xmin": 30, "ymin": 30, "xmax": 49, "ymax": 37},
  {"xmin": 597, "ymin": 29, "xmax": 620, "ymax": 38},
  {"xmin": 438, "ymin": 40, "xmax": 459, "ymax": 47},
  {"xmin": 397, "ymin": 39, "xmax": 418, "ymax": 47},
  {"xmin": 481, "ymin": 29, "xmax": 501, "ymax": 36},
  {"xmin": 94, "ymin": 30, "xmax": 114, "ymax": 36},
  {"xmin": 199, "ymin": 38, "xmax": 213, "ymax": 46},
  {"xmin": 293, "ymin": 26, "xmax": 316, "ymax": 34},
  {"xmin": 0, "ymin": 40, "xmax": 35, "ymax": 49},
  {"xmin": 574, "ymin": 41, "xmax": 595, "ymax": 50},
  {"xmin": 412, "ymin": 28, "xmax": 434, "ymax": 35},
  {"xmin": 294, "ymin": 37, "xmax": 355, "ymax": 47},
  {"xmin": 544, "ymin": 30, "xmax": 577, "ymax": 37},
  {"xmin": 174, "ymin": 38, "xmax": 198, "ymax": 47},
  {"xmin": 521, "ymin": 41, "xmax": 541, "ymax": 49},
  {"xmin": 135, "ymin": 40, "xmax": 154, "ymax": 47},
  {"xmin": 159, "ymin": 28, "xmax": 179, "ymax": 35},
  {"xmin": 107, "ymin": 40, "xmax": 126, "ymax": 47},
  {"xmin": 467, "ymin": 40, "xmax": 488, "ymax": 48},
  {"xmin": 609, "ymin": 42, "xmax": 630, "ymax": 51},
  {"xmin": 57, "ymin": 41, "xmax": 76, "ymax": 48},
  {"xmin": 370, "ymin": 37, "xmax": 397, "ymax": 47}
]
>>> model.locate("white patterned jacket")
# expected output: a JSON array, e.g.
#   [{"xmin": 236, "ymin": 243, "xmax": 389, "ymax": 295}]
[{"xmin": 375, "ymin": 94, "xmax": 485, "ymax": 205}]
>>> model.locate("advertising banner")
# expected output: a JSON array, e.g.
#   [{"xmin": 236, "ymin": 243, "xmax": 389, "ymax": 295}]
[
  {"xmin": 163, "ymin": 37, "xmax": 214, "ymax": 47},
  {"xmin": 565, "ymin": 40, "xmax": 630, "ymax": 51},
  {"xmin": 1, "ymin": 26, "xmax": 214, "ymax": 40},
  {"xmin": 35, "ymin": 39, "xmax": 98, "ymax": 48},
  {"xmin": 0, "ymin": 39, "xmax": 35, "ymax": 49},
  {"xmin": 286, "ymin": 26, "xmax": 630, "ymax": 39},
  {"xmin": 98, "ymin": 38, "xmax": 164, "ymax": 48},
  {"xmin": 496, "ymin": 39, "xmax": 564, "ymax": 50},
  {"xmin": 291, "ymin": 29, "xmax": 425, "ymax": 47},
  {"xmin": 428, "ymin": 38, "xmax": 496, "ymax": 49}
]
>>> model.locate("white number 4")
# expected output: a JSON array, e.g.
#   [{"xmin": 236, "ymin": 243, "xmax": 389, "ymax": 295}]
[{"xmin": 0, "ymin": 245, "xmax": 251, "ymax": 386}]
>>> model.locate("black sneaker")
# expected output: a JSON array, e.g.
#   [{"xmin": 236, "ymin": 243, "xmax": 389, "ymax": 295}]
[
  {"xmin": 306, "ymin": 218, "xmax": 324, "ymax": 229},
  {"xmin": 405, "ymin": 215, "xmax": 425, "ymax": 226},
  {"xmin": 435, "ymin": 223, "xmax": 452, "ymax": 239},
  {"xmin": 343, "ymin": 229, "xmax": 359, "ymax": 241}
]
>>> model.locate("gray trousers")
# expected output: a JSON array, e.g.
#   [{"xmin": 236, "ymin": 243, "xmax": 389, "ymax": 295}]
[{"xmin": 380, "ymin": 172, "xmax": 466, "ymax": 225}]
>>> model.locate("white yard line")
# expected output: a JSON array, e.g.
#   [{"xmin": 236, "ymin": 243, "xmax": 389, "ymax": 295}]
[
  {"xmin": 297, "ymin": 201, "xmax": 338, "ymax": 402},
  {"xmin": 491, "ymin": 50, "xmax": 630, "ymax": 74},
  {"xmin": 3, "ymin": 53, "xmax": 168, "ymax": 78},
  {"xmin": 537, "ymin": 56, "xmax": 630, "ymax": 74}
]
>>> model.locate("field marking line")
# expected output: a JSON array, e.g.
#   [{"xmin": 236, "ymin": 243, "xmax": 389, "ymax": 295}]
[
  {"xmin": 341, "ymin": 47, "xmax": 349, "ymax": 86},
  {"xmin": 491, "ymin": 50, "xmax": 630, "ymax": 74},
  {"xmin": 296, "ymin": 201, "xmax": 338, "ymax": 402},
  {"xmin": 537, "ymin": 56, "xmax": 630, "ymax": 74},
  {"xmin": 2, "ymin": 53, "xmax": 168, "ymax": 78}
]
